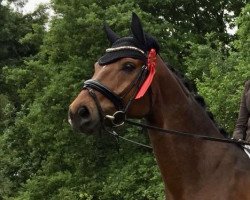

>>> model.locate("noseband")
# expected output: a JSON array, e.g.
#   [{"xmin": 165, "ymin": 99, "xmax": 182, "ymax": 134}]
[
  {"xmin": 84, "ymin": 80, "xmax": 124, "ymax": 110},
  {"xmin": 83, "ymin": 65, "xmax": 148, "ymax": 127}
]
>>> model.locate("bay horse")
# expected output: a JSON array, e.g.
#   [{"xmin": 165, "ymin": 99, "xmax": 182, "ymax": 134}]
[{"xmin": 68, "ymin": 13, "xmax": 250, "ymax": 200}]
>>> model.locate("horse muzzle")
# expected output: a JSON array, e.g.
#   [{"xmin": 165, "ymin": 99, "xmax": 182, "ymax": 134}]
[{"xmin": 68, "ymin": 93, "xmax": 101, "ymax": 133}]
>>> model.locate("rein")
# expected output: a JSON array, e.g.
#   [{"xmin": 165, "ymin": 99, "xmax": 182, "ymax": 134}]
[
  {"xmin": 104, "ymin": 119, "xmax": 250, "ymax": 150},
  {"xmin": 125, "ymin": 119, "xmax": 250, "ymax": 147},
  {"xmin": 103, "ymin": 118, "xmax": 250, "ymax": 150}
]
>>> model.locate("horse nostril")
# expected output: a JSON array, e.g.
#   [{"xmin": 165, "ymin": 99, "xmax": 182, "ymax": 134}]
[{"xmin": 78, "ymin": 106, "xmax": 90, "ymax": 119}]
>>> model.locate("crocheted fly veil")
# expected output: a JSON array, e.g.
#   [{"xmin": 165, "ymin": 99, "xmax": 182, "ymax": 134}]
[{"xmin": 98, "ymin": 13, "xmax": 160, "ymax": 99}]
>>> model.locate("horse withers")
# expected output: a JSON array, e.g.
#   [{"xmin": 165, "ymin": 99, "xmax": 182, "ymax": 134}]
[{"xmin": 69, "ymin": 13, "xmax": 250, "ymax": 200}]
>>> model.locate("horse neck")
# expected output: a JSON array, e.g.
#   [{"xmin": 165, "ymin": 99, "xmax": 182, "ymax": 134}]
[
  {"xmin": 146, "ymin": 56, "xmax": 227, "ymax": 196},
  {"xmin": 147, "ymin": 56, "xmax": 220, "ymax": 135}
]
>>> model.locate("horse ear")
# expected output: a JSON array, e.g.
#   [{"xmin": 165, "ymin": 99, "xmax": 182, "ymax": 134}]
[
  {"xmin": 104, "ymin": 23, "xmax": 120, "ymax": 44},
  {"xmin": 131, "ymin": 12, "xmax": 146, "ymax": 46}
]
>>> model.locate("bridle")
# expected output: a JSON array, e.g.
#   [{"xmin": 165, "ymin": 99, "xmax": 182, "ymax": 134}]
[
  {"xmin": 82, "ymin": 59, "xmax": 250, "ymax": 150},
  {"xmin": 83, "ymin": 64, "xmax": 149, "ymax": 127}
]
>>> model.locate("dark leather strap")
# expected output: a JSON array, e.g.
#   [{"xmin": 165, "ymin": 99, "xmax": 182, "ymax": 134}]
[{"xmin": 83, "ymin": 79, "xmax": 124, "ymax": 110}]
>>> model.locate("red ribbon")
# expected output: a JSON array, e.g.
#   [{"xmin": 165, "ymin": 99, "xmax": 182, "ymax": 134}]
[{"xmin": 135, "ymin": 48, "xmax": 156, "ymax": 99}]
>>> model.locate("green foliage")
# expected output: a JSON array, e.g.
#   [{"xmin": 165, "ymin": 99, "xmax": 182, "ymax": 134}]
[
  {"xmin": 0, "ymin": 0, "xmax": 249, "ymax": 199},
  {"xmin": 101, "ymin": 152, "xmax": 164, "ymax": 200},
  {"xmin": 137, "ymin": 0, "xmax": 246, "ymax": 69},
  {"xmin": 185, "ymin": 3, "xmax": 250, "ymax": 133}
]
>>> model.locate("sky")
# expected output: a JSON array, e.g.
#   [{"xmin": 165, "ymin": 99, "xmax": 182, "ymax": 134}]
[
  {"xmin": 2, "ymin": 0, "xmax": 237, "ymax": 35},
  {"xmin": 1, "ymin": 0, "xmax": 51, "ymax": 14},
  {"xmin": 22, "ymin": 0, "xmax": 50, "ymax": 13}
]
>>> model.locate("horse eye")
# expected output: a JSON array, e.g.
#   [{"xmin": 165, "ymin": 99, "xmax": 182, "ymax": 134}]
[{"xmin": 122, "ymin": 63, "xmax": 136, "ymax": 72}]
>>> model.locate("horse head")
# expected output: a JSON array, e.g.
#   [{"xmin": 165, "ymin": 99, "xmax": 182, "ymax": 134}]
[{"xmin": 68, "ymin": 13, "xmax": 159, "ymax": 133}]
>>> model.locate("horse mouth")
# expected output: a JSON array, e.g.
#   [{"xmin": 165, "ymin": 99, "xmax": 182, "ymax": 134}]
[
  {"xmin": 68, "ymin": 109, "xmax": 102, "ymax": 134},
  {"xmin": 80, "ymin": 123, "xmax": 101, "ymax": 134},
  {"xmin": 70, "ymin": 119, "xmax": 101, "ymax": 134}
]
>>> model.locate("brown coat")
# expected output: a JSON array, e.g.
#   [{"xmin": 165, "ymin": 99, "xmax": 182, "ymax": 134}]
[{"xmin": 233, "ymin": 80, "xmax": 250, "ymax": 142}]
